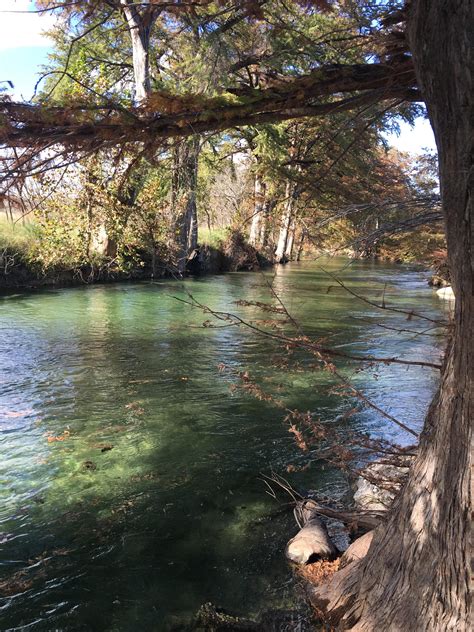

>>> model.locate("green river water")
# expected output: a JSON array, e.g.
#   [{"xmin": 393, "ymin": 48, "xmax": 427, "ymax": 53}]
[{"xmin": 0, "ymin": 259, "xmax": 446, "ymax": 631}]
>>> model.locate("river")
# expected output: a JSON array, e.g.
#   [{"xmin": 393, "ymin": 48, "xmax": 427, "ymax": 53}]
[{"xmin": 0, "ymin": 259, "xmax": 446, "ymax": 631}]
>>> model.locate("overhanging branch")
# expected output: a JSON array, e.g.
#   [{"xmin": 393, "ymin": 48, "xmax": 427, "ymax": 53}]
[{"xmin": 0, "ymin": 61, "xmax": 420, "ymax": 153}]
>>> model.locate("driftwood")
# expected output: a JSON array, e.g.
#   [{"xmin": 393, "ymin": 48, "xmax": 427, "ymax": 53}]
[
  {"xmin": 286, "ymin": 514, "xmax": 338, "ymax": 564},
  {"xmin": 286, "ymin": 497, "xmax": 382, "ymax": 566},
  {"xmin": 301, "ymin": 499, "xmax": 383, "ymax": 532},
  {"xmin": 261, "ymin": 473, "xmax": 385, "ymax": 533}
]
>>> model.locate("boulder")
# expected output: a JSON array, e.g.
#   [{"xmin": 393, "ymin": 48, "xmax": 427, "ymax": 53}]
[{"xmin": 353, "ymin": 462, "xmax": 411, "ymax": 512}]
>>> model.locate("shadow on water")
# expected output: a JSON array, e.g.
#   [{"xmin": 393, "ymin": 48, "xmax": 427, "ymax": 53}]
[{"xmin": 0, "ymin": 259, "xmax": 445, "ymax": 630}]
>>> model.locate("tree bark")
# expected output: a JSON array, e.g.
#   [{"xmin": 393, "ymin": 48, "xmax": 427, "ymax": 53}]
[
  {"xmin": 120, "ymin": 1, "xmax": 155, "ymax": 103},
  {"xmin": 259, "ymin": 197, "xmax": 274, "ymax": 248},
  {"xmin": 295, "ymin": 228, "xmax": 306, "ymax": 261},
  {"xmin": 83, "ymin": 162, "xmax": 118, "ymax": 259},
  {"xmin": 275, "ymin": 180, "xmax": 297, "ymax": 263},
  {"xmin": 285, "ymin": 217, "xmax": 296, "ymax": 260},
  {"xmin": 171, "ymin": 136, "xmax": 200, "ymax": 274},
  {"xmin": 309, "ymin": 1, "xmax": 472, "ymax": 629},
  {"xmin": 249, "ymin": 173, "xmax": 266, "ymax": 247}
]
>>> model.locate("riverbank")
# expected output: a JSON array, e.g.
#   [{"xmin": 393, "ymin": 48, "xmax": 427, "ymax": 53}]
[
  {"xmin": 0, "ymin": 229, "xmax": 272, "ymax": 291},
  {"xmin": 2, "ymin": 213, "xmax": 448, "ymax": 292},
  {"xmin": 1, "ymin": 236, "xmax": 445, "ymax": 293}
]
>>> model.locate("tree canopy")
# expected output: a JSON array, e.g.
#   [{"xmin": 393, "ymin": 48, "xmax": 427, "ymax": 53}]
[{"xmin": 1, "ymin": 2, "xmax": 419, "ymax": 159}]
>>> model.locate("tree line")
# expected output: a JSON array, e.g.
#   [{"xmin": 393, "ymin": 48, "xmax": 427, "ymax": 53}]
[{"xmin": 2, "ymin": 0, "xmax": 441, "ymax": 279}]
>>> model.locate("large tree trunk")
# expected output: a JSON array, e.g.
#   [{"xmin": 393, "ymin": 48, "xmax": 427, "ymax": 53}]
[
  {"xmin": 171, "ymin": 137, "xmax": 200, "ymax": 275},
  {"xmin": 259, "ymin": 196, "xmax": 274, "ymax": 248},
  {"xmin": 249, "ymin": 173, "xmax": 266, "ymax": 247},
  {"xmin": 275, "ymin": 180, "xmax": 297, "ymax": 263},
  {"xmin": 83, "ymin": 162, "xmax": 118, "ymax": 260},
  {"xmin": 120, "ymin": 1, "xmax": 155, "ymax": 103},
  {"xmin": 285, "ymin": 216, "xmax": 296, "ymax": 260},
  {"xmin": 309, "ymin": 1, "xmax": 472, "ymax": 629}
]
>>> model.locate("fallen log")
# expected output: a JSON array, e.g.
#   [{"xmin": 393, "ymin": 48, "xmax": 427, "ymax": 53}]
[
  {"xmin": 286, "ymin": 517, "xmax": 338, "ymax": 564},
  {"xmin": 301, "ymin": 499, "xmax": 384, "ymax": 532},
  {"xmin": 286, "ymin": 501, "xmax": 339, "ymax": 564},
  {"xmin": 260, "ymin": 473, "xmax": 385, "ymax": 532}
]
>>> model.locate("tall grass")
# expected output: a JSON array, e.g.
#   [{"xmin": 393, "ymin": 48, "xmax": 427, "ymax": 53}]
[
  {"xmin": 198, "ymin": 226, "xmax": 229, "ymax": 248},
  {"xmin": 0, "ymin": 217, "xmax": 39, "ymax": 255}
]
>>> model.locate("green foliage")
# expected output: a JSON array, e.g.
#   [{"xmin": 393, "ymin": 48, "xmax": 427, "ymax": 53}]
[
  {"xmin": 199, "ymin": 227, "xmax": 229, "ymax": 248},
  {"xmin": 33, "ymin": 209, "xmax": 88, "ymax": 271},
  {"xmin": 38, "ymin": 12, "xmax": 132, "ymax": 105},
  {"xmin": 377, "ymin": 230, "xmax": 446, "ymax": 264},
  {"xmin": 0, "ymin": 218, "xmax": 39, "ymax": 255},
  {"xmin": 123, "ymin": 167, "xmax": 171, "ymax": 256}
]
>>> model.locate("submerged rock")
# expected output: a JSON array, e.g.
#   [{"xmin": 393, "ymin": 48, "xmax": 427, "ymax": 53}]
[
  {"xmin": 193, "ymin": 602, "xmax": 255, "ymax": 630},
  {"xmin": 354, "ymin": 462, "xmax": 411, "ymax": 512},
  {"xmin": 190, "ymin": 602, "xmax": 314, "ymax": 631}
]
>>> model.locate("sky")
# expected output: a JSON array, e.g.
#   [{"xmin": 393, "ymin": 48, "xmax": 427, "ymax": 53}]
[
  {"xmin": 0, "ymin": 0, "xmax": 54, "ymax": 100},
  {"xmin": 0, "ymin": 0, "xmax": 437, "ymax": 155}
]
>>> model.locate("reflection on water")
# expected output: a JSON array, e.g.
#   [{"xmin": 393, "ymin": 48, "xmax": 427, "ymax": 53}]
[{"xmin": 0, "ymin": 259, "xmax": 445, "ymax": 630}]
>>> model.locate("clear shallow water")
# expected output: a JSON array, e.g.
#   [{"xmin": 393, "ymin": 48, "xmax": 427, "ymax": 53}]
[{"xmin": 0, "ymin": 259, "xmax": 445, "ymax": 631}]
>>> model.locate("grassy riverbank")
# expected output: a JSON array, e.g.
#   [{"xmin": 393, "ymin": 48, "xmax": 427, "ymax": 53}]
[
  {"xmin": 0, "ymin": 216, "xmax": 446, "ymax": 291},
  {"xmin": 0, "ymin": 219, "xmax": 270, "ymax": 290}
]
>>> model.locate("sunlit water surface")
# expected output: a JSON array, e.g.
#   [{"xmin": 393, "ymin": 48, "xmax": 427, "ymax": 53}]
[{"xmin": 0, "ymin": 259, "xmax": 446, "ymax": 631}]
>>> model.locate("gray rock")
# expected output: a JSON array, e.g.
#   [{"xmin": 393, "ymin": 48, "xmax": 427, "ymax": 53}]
[{"xmin": 354, "ymin": 462, "xmax": 411, "ymax": 512}]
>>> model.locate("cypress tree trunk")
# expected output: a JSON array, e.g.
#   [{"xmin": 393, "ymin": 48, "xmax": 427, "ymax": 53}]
[
  {"xmin": 120, "ymin": 1, "xmax": 153, "ymax": 103},
  {"xmin": 309, "ymin": 1, "xmax": 472, "ymax": 629},
  {"xmin": 295, "ymin": 228, "xmax": 306, "ymax": 261},
  {"xmin": 259, "ymin": 197, "xmax": 274, "ymax": 248},
  {"xmin": 83, "ymin": 161, "xmax": 118, "ymax": 260},
  {"xmin": 171, "ymin": 137, "xmax": 200, "ymax": 275},
  {"xmin": 275, "ymin": 180, "xmax": 297, "ymax": 263},
  {"xmin": 249, "ymin": 173, "xmax": 266, "ymax": 247},
  {"xmin": 285, "ymin": 216, "xmax": 297, "ymax": 260}
]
